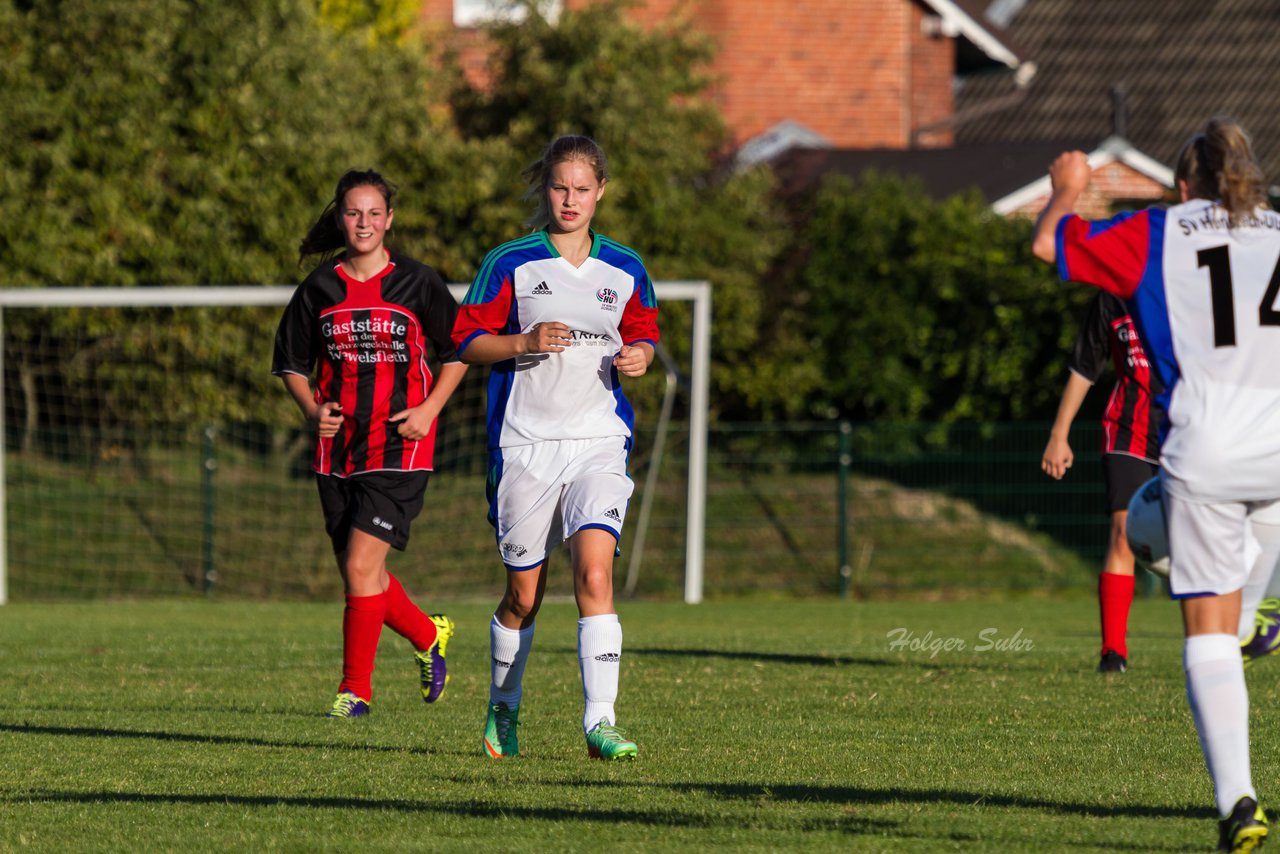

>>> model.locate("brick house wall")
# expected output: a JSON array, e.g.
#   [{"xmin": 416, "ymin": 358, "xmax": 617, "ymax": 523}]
[
  {"xmin": 423, "ymin": 0, "xmax": 958, "ymax": 149},
  {"xmin": 419, "ymin": 0, "xmax": 494, "ymax": 89}
]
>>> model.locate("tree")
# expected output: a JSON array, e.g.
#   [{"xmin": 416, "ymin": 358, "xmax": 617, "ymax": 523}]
[
  {"xmin": 315, "ymin": 0, "xmax": 421, "ymax": 44},
  {"xmin": 0, "ymin": 0, "xmax": 464, "ymax": 435},
  {"xmin": 769, "ymin": 172, "xmax": 1087, "ymax": 424},
  {"xmin": 446, "ymin": 0, "xmax": 787, "ymax": 416}
]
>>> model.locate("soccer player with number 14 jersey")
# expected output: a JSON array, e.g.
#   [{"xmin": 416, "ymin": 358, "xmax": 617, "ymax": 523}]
[{"xmin": 1033, "ymin": 117, "xmax": 1280, "ymax": 853}]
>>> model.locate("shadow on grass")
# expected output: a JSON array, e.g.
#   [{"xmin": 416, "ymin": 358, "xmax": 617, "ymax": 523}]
[
  {"xmin": 0, "ymin": 721, "xmax": 441, "ymax": 756},
  {"xmin": 625, "ymin": 646, "xmax": 1058, "ymax": 673},
  {"xmin": 627, "ymin": 646, "xmax": 897, "ymax": 668},
  {"xmin": 566, "ymin": 778, "xmax": 1217, "ymax": 823},
  {"xmin": 0, "ymin": 788, "xmax": 891, "ymax": 834}
]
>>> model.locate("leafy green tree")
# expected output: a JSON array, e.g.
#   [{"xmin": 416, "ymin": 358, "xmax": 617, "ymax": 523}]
[
  {"xmin": 769, "ymin": 172, "xmax": 1087, "ymax": 423},
  {"xmin": 316, "ymin": 0, "xmax": 421, "ymax": 44},
  {"xmin": 0, "ymin": 0, "xmax": 460, "ymax": 437},
  {"xmin": 2, "ymin": 0, "xmax": 1082, "ymax": 440},
  {"xmin": 447, "ymin": 0, "xmax": 787, "ymax": 416}
]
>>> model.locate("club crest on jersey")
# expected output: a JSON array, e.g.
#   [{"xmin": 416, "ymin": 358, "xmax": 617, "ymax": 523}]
[{"xmin": 596, "ymin": 288, "xmax": 619, "ymax": 312}]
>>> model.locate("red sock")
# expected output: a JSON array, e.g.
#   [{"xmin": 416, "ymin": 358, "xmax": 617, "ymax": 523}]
[
  {"xmin": 383, "ymin": 573, "xmax": 438, "ymax": 651},
  {"xmin": 1098, "ymin": 572, "xmax": 1136, "ymax": 657},
  {"xmin": 339, "ymin": 591, "xmax": 387, "ymax": 701}
]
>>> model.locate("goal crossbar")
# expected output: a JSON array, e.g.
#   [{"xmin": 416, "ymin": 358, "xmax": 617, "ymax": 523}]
[{"xmin": 0, "ymin": 283, "xmax": 710, "ymax": 604}]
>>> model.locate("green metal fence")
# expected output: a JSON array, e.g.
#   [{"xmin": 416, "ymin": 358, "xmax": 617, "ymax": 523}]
[
  {"xmin": 633, "ymin": 421, "xmax": 1116, "ymax": 600},
  {"xmin": 4, "ymin": 419, "xmax": 1120, "ymax": 601}
]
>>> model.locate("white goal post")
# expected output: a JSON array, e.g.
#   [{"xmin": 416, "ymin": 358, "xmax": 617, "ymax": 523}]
[{"xmin": 0, "ymin": 282, "xmax": 710, "ymax": 605}]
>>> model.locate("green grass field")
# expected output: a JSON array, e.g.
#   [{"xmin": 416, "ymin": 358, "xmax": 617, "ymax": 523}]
[{"xmin": 0, "ymin": 595, "xmax": 1267, "ymax": 852}]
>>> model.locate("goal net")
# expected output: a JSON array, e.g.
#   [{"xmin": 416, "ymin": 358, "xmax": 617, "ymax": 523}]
[{"xmin": 0, "ymin": 284, "xmax": 709, "ymax": 604}]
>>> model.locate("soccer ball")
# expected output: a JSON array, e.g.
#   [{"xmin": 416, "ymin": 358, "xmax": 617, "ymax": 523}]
[{"xmin": 1126, "ymin": 475, "xmax": 1169, "ymax": 577}]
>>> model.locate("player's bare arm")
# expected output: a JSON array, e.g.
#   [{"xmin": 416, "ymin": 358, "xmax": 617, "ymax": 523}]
[
  {"xmin": 281, "ymin": 373, "xmax": 343, "ymax": 438},
  {"xmin": 461, "ymin": 321, "xmax": 574, "ymax": 365},
  {"xmin": 1032, "ymin": 150, "xmax": 1092, "ymax": 264},
  {"xmin": 1041, "ymin": 371, "xmax": 1091, "ymax": 480},
  {"xmin": 613, "ymin": 342, "xmax": 654, "ymax": 378}
]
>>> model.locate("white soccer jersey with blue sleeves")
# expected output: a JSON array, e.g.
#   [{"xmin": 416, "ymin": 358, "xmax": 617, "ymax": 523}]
[
  {"xmin": 1057, "ymin": 199, "xmax": 1280, "ymax": 503},
  {"xmin": 452, "ymin": 230, "xmax": 661, "ymax": 449}
]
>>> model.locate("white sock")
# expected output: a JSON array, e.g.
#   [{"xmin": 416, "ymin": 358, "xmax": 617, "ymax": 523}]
[
  {"xmin": 1258, "ymin": 519, "xmax": 1280, "ymax": 599},
  {"xmin": 490, "ymin": 617, "xmax": 534, "ymax": 708},
  {"xmin": 1239, "ymin": 519, "xmax": 1280, "ymax": 639},
  {"xmin": 578, "ymin": 613, "xmax": 622, "ymax": 734},
  {"xmin": 1185, "ymin": 633, "xmax": 1255, "ymax": 817}
]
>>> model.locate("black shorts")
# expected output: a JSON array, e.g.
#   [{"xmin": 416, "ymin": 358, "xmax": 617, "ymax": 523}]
[
  {"xmin": 316, "ymin": 471, "xmax": 430, "ymax": 553},
  {"xmin": 1103, "ymin": 453, "xmax": 1158, "ymax": 515}
]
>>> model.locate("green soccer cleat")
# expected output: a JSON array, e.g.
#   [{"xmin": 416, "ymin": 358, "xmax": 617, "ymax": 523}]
[
  {"xmin": 326, "ymin": 691, "xmax": 370, "ymax": 718},
  {"xmin": 585, "ymin": 719, "xmax": 638, "ymax": 761},
  {"xmin": 414, "ymin": 614, "xmax": 455, "ymax": 703},
  {"xmin": 1242, "ymin": 602, "xmax": 1280, "ymax": 667},
  {"xmin": 483, "ymin": 701, "xmax": 519, "ymax": 758},
  {"xmin": 1219, "ymin": 796, "xmax": 1268, "ymax": 853}
]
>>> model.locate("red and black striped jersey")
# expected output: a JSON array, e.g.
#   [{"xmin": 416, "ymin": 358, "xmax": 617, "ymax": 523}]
[
  {"xmin": 272, "ymin": 253, "xmax": 461, "ymax": 477},
  {"xmin": 1068, "ymin": 291, "xmax": 1162, "ymax": 463}
]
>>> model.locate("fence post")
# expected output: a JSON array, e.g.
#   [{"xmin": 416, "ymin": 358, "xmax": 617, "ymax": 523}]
[
  {"xmin": 201, "ymin": 425, "xmax": 217, "ymax": 595},
  {"xmin": 838, "ymin": 420, "xmax": 852, "ymax": 599},
  {"xmin": 0, "ymin": 306, "xmax": 7, "ymax": 606}
]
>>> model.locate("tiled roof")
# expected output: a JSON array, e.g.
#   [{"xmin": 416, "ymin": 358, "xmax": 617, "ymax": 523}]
[{"xmin": 955, "ymin": 0, "xmax": 1280, "ymax": 177}]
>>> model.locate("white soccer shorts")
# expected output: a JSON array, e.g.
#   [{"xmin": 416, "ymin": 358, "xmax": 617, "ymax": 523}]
[
  {"xmin": 1167, "ymin": 493, "xmax": 1280, "ymax": 597},
  {"xmin": 492, "ymin": 435, "xmax": 634, "ymax": 570}
]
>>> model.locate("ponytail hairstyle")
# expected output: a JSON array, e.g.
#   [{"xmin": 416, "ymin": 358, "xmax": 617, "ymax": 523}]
[
  {"xmin": 521, "ymin": 135, "xmax": 609, "ymax": 229},
  {"xmin": 298, "ymin": 169, "xmax": 397, "ymax": 267},
  {"xmin": 1175, "ymin": 117, "xmax": 1266, "ymax": 226}
]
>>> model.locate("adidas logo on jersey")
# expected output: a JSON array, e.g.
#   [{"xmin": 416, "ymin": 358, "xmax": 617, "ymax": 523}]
[
  {"xmin": 532, "ymin": 281, "xmax": 552, "ymax": 295},
  {"xmin": 604, "ymin": 508, "xmax": 622, "ymax": 522}
]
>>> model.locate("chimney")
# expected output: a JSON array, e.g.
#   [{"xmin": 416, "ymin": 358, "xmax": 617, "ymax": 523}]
[{"xmin": 1111, "ymin": 83, "xmax": 1128, "ymax": 139}]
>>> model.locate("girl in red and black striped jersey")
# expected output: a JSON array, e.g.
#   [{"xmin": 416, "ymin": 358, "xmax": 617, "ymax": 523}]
[
  {"xmin": 272, "ymin": 169, "xmax": 468, "ymax": 718},
  {"xmin": 1042, "ymin": 291, "xmax": 1162, "ymax": 673}
]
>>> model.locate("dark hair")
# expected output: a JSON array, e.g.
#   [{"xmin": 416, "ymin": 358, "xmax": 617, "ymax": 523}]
[
  {"xmin": 521, "ymin": 135, "xmax": 609, "ymax": 229},
  {"xmin": 1175, "ymin": 117, "xmax": 1266, "ymax": 225},
  {"xmin": 298, "ymin": 169, "xmax": 397, "ymax": 266}
]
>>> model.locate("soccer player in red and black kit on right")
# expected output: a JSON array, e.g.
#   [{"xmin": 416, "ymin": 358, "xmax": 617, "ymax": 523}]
[
  {"xmin": 1042, "ymin": 291, "xmax": 1160, "ymax": 673},
  {"xmin": 273, "ymin": 169, "xmax": 467, "ymax": 718}
]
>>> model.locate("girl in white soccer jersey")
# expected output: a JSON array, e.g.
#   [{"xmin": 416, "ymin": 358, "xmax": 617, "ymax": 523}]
[
  {"xmin": 1032, "ymin": 117, "xmax": 1280, "ymax": 853},
  {"xmin": 452, "ymin": 135, "xmax": 659, "ymax": 761}
]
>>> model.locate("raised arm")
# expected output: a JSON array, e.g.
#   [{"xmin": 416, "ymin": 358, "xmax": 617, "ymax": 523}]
[{"xmin": 1032, "ymin": 151, "xmax": 1093, "ymax": 265}]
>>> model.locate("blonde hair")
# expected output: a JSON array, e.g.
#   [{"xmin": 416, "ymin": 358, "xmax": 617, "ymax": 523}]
[
  {"xmin": 521, "ymin": 135, "xmax": 609, "ymax": 229},
  {"xmin": 1175, "ymin": 117, "xmax": 1266, "ymax": 225}
]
